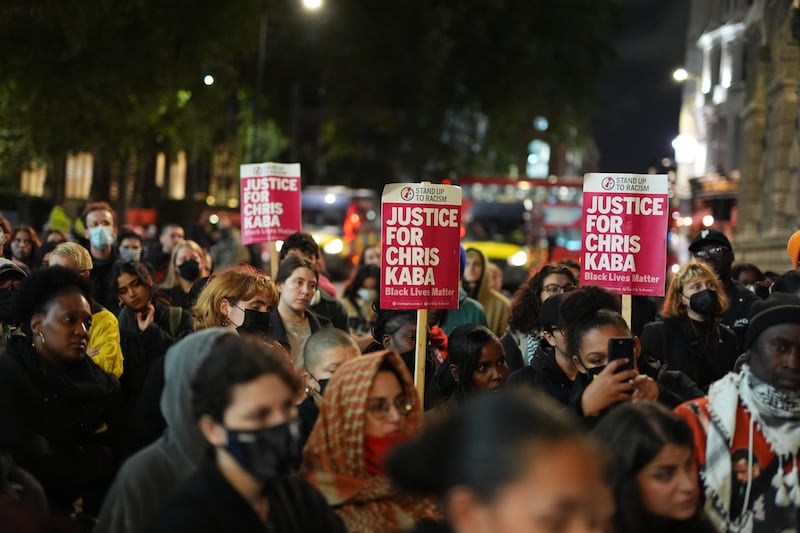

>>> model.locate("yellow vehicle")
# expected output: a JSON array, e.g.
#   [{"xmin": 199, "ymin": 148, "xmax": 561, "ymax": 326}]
[{"xmin": 458, "ymin": 175, "xmax": 583, "ymax": 291}]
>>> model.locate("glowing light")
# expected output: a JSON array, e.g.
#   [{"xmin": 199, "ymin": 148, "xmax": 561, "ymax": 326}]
[
  {"xmin": 670, "ymin": 263, "xmax": 681, "ymax": 274},
  {"xmin": 208, "ymin": 213, "xmax": 220, "ymax": 224},
  {"xmin": 302, "ymin": 0, "xmax": 323, "ymax": 10},
  {"xmin": 673, "ymin": 68, "xmax": 689, "ymax": 82},
  {"xmin": 323, "ymin": 239, "xmax": 344, "ymax": 255},
  {"xmin": 508, "ymin": 250, "xmax": 528, "ymax": 267},
  {"xmin": 702, "ymin": 215, "xmax": 714, "ymax": 227},
  {"xmin": 323, "ymin": 193, "xmax": 336, "ymax": 204},
  {"xmin": 203, "ymin": 74, "xmax": 215, "ymax": 86}
]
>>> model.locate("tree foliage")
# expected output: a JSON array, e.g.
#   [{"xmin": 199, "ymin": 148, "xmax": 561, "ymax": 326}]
[{"xmin": 0, "ymin": 0, "xmax": 622, "ymax": 194}]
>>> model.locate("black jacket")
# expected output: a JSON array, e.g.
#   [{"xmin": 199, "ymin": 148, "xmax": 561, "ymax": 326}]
[
  {"xmin": 0, "ymin": 336, "xmax": 120, "ymax": 513},
  {"xmin": 117, "ymin": 300, "xmax": 194, "ymax": 407},
  {"xmin": 148, "ymin": 462, "xmax": 346, "ymax": 533},
  {"xmin": 722, "ymin": 280, "xmax": 758, "ymax": 352},
  {"xmin": 266, "ymin": 308, "xmax": 330, "ymax": 354},
  {"xmin": 640, "ymin": 316, "xmax": 739, "ymax": 392},
  {"xmin": 507, "ymin": 343, "xmax": 575, "ymax": 406}
]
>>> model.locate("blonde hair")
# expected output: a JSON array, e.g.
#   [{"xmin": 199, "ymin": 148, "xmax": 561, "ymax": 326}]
[
  {"xmin": 192, "ymin": 264, "xmax": 278, "ymax": 329},
  {"xmin": 51, "ymin": 242, "xmax": 93, "ymax": 271},
  {"xmin": 661, "ymin": 261, "xmax": 729, "ymax": 319},
  {"xmin": 161, "ymin": 240, "xmax": 208, "ymax": 289}
]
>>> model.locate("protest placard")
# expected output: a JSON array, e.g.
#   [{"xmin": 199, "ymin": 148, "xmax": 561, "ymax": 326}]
[
  {"xmin": 239, "ymin": 162, "xmax": 301, "ymax": 245},
  {"xmin": 582, "ymin": 173, "xmax": 669, "ymax": 296},
  {"xmin": 381, "ymin": 183, "xmax": 462, "ymax": 310}
]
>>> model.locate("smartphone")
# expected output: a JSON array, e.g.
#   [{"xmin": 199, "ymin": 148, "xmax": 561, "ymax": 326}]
[{"xmin": 607, "ymin": 337, "xmax": 635, "ymax": 373}]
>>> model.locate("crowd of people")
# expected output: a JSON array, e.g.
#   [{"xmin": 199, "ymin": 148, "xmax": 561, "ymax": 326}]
[{"xmin": 0, "ymin": 199, "xmax": 799, "ymax": 532}]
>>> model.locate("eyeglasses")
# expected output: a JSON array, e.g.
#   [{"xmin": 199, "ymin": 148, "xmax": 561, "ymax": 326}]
[
  {"xmin": 542, "ymin": 283, "xmax": 576, "ymax": 296},
  {"xmin": 693, "ymin": 246, "xmax": 730, "ymax": 259},
  {"xmin": 366, "ymin": 395, "xmax": 414, "ymax": 420}
]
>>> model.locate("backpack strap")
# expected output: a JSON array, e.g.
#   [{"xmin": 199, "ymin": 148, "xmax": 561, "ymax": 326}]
[{"xmin": 168, "ymin": 306, "xmax": 182, "ymax": 338}]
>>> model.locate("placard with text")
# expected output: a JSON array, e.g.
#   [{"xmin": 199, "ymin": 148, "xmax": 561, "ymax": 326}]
[
  {"xmin": 381, "ymin": 183, "xmax": 462, "ymax": 309},
  {"xmin": 239, "ymin": 162, "xmax": 302, "ymax": 245},
  {"xmin": 581, "ymin": 173, "xmax": 669, "ymax": 296}
]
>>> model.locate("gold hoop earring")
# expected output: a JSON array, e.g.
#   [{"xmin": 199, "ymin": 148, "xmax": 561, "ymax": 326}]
[{"xmin": 32, "ymin": 331, "xmax": 45, "ymax": 348}]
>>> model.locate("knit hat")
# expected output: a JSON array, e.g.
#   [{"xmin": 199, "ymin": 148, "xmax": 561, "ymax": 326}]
[
  {"xmin": 539, "ymin": 293, "xmax": 565, "ymax": 330},
  {"xmin": 689, "ymin": 229, "xmax": 732, "ymax": 254},
  {"xmin": 744, "ymin": 293, "xmax": 800, "ymax": 350},
  {"xmin": 787, "ymin": 231, "xmax": 800, "ymax": 269}
]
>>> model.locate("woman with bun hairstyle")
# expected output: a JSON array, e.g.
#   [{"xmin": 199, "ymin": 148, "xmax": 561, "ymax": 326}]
[
  {"xmin": 559, "ymin": 286, "xmax": 659, "ymax": 423},
  {"xmin": 387, "ymin": 390, "xmax": 613, "ymax": 533},
  {"xmin": 594, "ymin": 401, "xmax": 716, "ymax": 533}
]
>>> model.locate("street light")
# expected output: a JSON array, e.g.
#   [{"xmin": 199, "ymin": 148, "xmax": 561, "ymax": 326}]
[
  {"xmin": 673, "ymin": 68, "xmax": 689, "ymax": 82},
  {"xmin": 250, "ymin": 0, "xmax": 323, "ymax": 163}
]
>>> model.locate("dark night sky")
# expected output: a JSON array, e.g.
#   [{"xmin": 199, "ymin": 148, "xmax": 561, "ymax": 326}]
[{"xmin": 590, "ymin": 0, "xmax": 690, "ymax": 173}]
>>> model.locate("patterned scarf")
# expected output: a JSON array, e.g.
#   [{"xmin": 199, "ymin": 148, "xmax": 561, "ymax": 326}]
[
  {"xmin": 703, "ymin": 367, "xmax": 800, "ymax": 532},
  {"xmin": 301, "ymin": 350, "xmax": 436, "ymax": 532}
]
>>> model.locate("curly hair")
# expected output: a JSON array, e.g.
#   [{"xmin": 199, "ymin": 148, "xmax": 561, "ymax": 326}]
[
  {"xmin": 507, "ymin": 265, "xmax": 577, "ymax": 333},
  {"xmin": 278, "ymin": 232, "xmax": 320, "ymax": 262},
  {"xmin": 661, "ymin": 261, "xmax": 729, "ymax": 319},
  {"xmin": 192, "ymin": 264, "xmax": 277, "ymax": 329},
  {"xmin": 12, "ymin": 266, "xmax": 92, "ymax": 335}
]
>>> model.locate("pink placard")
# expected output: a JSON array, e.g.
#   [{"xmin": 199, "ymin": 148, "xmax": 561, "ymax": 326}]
[
  {"xmin": 381, "ymin": 183, "xmax": 462, "ymax": 310},
  {"xmin": 239, "ymin": 162, "xmax": 302, "ymax": 245},
  {"xmin": 581, "ymin": 173, "xmax": 669, "ymax": 296}
]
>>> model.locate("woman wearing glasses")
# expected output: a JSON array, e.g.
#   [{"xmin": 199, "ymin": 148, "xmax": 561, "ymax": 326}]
[
  {"xmin": 640, "ymin": 261, "xmax": 738, "ymax": 392},
  {"xmin": 500, "ymin": 264, "xmax": 577, "ymax": 372},
  {"xmin": 302, "ymin": 350, "xmax": 436, "ymax": 532}
]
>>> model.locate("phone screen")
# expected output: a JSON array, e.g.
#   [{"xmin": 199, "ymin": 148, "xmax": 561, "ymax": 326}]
[{"xmin": 607, "ymin": 337, "xmax": 635, "ymax": 373}]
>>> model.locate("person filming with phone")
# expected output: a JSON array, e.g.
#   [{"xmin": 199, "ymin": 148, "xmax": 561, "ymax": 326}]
[{"xmin": 559, "ymin": 286, "xmax": 659, "ymax": 426}]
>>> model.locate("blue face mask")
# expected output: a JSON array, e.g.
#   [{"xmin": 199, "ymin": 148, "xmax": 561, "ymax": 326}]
[
  {"xmin": 119, "ymin": 247, "xmax": 142, "ymax": 262},
  {"xmin": 89, "ymin": 225, "xmax": 114, "ymax": 249}
]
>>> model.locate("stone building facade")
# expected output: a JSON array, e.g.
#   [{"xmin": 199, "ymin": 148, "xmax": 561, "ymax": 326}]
[{"xmin": 677, "ymin": 0, "xmax": 799, "ymax": 272}]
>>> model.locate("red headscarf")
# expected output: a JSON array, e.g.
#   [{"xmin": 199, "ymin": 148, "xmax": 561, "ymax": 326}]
[{"xmin": 302, "ymin": 350, "xmax": 436, "ymax": 532}]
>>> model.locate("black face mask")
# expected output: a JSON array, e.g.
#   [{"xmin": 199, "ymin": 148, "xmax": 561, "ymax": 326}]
[
  {"xmin": 224, "ymin": 420, "xmax": 300, "ymax": 484},
  {"xmin": 177, "ymin": 259, "xmax": 201, "ymax": 281},
  {"xmin": 689, "ymin": 289, "xmax": 720, "ymax": 317},
  {"xmin": 587, "ymin": 365, "xmax": 605, "ymax": 379},
  {"xmin": 236, "ymin": 308, "xmax": 271, "ymax": 335},
  {"xmin": 316, "ymin": 378, "xmax": 330, "ymax": 395},
  {"xmin": 0, "ymin": 285, "xmax": 18, "ymax": 324}
]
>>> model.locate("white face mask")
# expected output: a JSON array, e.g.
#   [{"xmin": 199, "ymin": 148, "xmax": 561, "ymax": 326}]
[{"xmin": 357, "ymin": 288, "xmax": 377, "ymax": 302}]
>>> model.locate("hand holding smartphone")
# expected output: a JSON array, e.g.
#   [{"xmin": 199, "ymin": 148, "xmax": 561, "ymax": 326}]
[{"xmin": 607, "ymin": 337, "xmax": 636, "ymax": 373}]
